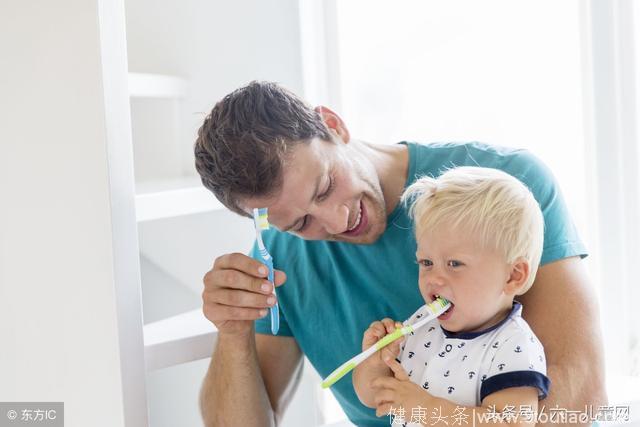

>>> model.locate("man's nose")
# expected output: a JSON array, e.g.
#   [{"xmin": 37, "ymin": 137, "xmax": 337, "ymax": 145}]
[{"xmin": 316, "ymin": 204, "xmax": 349, "ymax": 235}]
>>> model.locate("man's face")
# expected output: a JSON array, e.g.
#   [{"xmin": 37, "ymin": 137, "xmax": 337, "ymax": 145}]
[{"xmin": 242, "ymin": 138, "xmax": 388, "ymax": 244}]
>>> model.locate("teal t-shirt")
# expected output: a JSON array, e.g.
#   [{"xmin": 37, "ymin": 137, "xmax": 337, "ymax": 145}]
[{"xmin": 251, "ymin": 141, "xmax": 587, "ymax": 426}]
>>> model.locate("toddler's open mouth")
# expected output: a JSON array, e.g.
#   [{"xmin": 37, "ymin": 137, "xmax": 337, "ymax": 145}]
[{"xmin": 432, "ymin": 294, "xmax": 454, "ymax": 319}]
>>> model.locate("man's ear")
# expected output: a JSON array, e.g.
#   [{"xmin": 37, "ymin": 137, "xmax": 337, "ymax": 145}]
[
  {"xmin": 314, "ymin": 106, "xmax": 350, "ymax": 144},
  {"xmin": 505, "ymin": 257, "xmax": 530, "ymax": 296}
]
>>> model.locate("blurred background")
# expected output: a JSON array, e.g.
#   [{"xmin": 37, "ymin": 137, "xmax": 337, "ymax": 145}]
[{"xmin": 2, "ymin": 0, "xmax": 639, "ymax": 426}]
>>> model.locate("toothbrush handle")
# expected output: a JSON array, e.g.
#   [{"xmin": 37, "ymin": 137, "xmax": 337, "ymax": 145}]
[
  {"xmin": 321, "ymin": 302, "xmax": 451, "ymax": 389},
  {"xmin": 262, "ymin": 257, "xmax": 279, "ymax": 335},
  {"xmin": 321, "ymin": 327, "xmax": 408, "ymax": 389}
]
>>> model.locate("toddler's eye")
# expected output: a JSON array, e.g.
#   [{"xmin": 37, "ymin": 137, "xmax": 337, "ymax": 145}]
[
  {"xmin": 447, "ymin": 260, "xmax": 463, "ymax": 268},
  {"xmin": 418, "ymin": 259, "xmax": 433, "ymax": 268}
]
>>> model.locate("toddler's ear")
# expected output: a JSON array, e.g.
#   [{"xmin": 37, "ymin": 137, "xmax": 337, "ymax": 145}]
[{"xmin": 505, "ymin": 257, "xmax": 530, "ymax": 295}]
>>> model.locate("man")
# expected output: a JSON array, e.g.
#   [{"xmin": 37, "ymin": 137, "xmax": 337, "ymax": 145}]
[{"xmin": 194, "ymin": 81, "xmax": 606, "ymax": 426}]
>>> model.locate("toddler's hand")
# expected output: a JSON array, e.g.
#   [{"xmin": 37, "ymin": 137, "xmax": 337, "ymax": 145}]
[{"xmin": 362, "ymin": 318, "xmax": 404, "ymax": 368}]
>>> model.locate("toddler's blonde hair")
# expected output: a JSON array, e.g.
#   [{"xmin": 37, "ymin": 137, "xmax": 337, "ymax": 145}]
[{"xmin": 401, "ymin": 167, "xmax": 544, "ymax": 294}]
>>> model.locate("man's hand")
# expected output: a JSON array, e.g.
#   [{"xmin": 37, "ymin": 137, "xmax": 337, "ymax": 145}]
[{"xmin": 202, "ymin": 252, "xmax": 286, "ymax": 336}]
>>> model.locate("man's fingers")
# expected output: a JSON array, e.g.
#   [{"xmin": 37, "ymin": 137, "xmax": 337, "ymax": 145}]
[
  {"xmin": 203, "ymin": 303, "xmax": 268, "ymax": 322},
  {"xmin": 213, "ymin": 252, "xmax": 269, "ymax": 277},
  {"xmin": 273, "ymin": 269, "xmax": 287, "ymax": 286},
  {"xmin": 206, "ymin": 288, "xmax": 277, "ymax": 309},
  {"xmin": 205, "ymin": 268, "xmax": 275, "ymax": 296}
]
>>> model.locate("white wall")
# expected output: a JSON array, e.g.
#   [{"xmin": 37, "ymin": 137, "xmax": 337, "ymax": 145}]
[
  {"xmin": 0, "ymin": 1, "xmax": 144, "ymax": 426},
  {"xmin": 123, "ymin": 1, "xmax": 323, "ymax": 426},
  {"xmin": 124, "ymin": 0, "xmax": 305, "ymax": 184}
]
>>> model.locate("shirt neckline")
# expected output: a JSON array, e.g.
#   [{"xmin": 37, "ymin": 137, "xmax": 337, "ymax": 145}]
[
  {"xmin": 386, "ymin": 141, "xmax": 416, "ymax": 224},
  {"xmin": 440, "ymin": 301, "xmax": 522, "ymax": 340}
]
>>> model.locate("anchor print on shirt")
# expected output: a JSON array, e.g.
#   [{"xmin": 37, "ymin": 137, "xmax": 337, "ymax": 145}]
[
  {"xmin": 468, "ymin": 371, "xmax": 476, "ymax": 379},
  {"xmin": 498, "ymin": 363, "xmax": 507, "ymax": 371},
  {"xmin": 438, "ymin": 343, "xmax": 453, "ymax": 357},
  {"xmin": 408, "ymin": 351, "xmax": 415, "ymax": 359},
  {"xmin": 424, "ymin": 341, "xmax": 431, "ymax": 349},
  {"xmin": 422, "ymin": 381, "xmax": 429, "ymax": 390},
  {"xmin": 447, "ymin": 386, "xmax": 455, "ymax": 394},
  {"xmin": 492, "ymin": 341, "xmax": 500, "ymax": 349},
  {"xmin": 444, "ymin": 370, "xmax": 450, "ymax": 377},
  {"xmin": 462, "ymin": 355, "xmax": 468, "ymax": 361},
  {"xmin": 457, "ymin": 342, "xmax": 465, "ymax": 348},
  {"xmin": 428, "ymin": 326, "xmax": 436, "ymax": 332}
]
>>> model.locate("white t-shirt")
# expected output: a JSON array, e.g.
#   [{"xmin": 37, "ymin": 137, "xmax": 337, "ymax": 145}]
[{"xmin": 396, "ymin": 301, "xmax": 549, "ymax": 417}]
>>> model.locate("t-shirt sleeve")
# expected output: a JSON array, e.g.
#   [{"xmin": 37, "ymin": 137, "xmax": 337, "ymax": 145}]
[
  {"xmin": 479, "ymin": 330, "xmax": 551, "ymax": 402},
  {"xmin": 510, "ymin": 150, "xmax": 588, "ymax": 265},
  {"xmin": 249, "ymin": 241, "xmax": 294, "ymax": 337}
]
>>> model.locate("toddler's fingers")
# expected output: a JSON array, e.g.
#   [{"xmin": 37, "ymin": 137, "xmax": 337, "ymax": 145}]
[
  {"xmin": 389, "ymin": 337, "xmax": 404, "ymax": 352},
  {"xmin": 367, "ymin": 321, "xmax": 387, "ymax": 336},
  {"xmin": 363, "ymin": 329, "xmax": 385, "ymax": 348},
  {"xmin": 362, "ymin": 330, "xmax": 374, "ymax": 343},
  {"xmin": 365, "ymin": 325, "xmax": 385, "ymax": 339},
  {"xmin": 384, "ymin": 356, "xmax": 410, "ymax": 381},
  {"xmin": 380, "ymin": 347, "xmax": 396, "ymax": 361},
  {"xmin": 381, "ymin": 318, "xmax": 397, "ymax": 334}
]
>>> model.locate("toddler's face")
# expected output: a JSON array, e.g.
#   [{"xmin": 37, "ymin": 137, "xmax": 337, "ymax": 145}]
[{"xmin": 416, "ymin": 226, "xmax": 515, "ymax": 333}]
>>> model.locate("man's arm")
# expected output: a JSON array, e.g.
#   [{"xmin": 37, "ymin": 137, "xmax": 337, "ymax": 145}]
[
  {"xmin": 199, "ymin": 329, "xmax": 302, "ymax": 427},
  {"xmin": 255, "ymin": 333, "xmax": 304, "ymax": 423},
  {"xmin": 519, "ymin": 256, "xmax": 607, "ymax": 426}
]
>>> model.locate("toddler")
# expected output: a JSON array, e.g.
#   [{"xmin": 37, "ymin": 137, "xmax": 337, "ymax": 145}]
[{"xmin": 353, "ymin": 167, "xmax": 550, "ymax": 426}]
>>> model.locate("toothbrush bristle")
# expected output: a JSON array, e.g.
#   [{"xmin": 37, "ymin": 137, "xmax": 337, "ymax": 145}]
[
  {"xmin": 428, "ymin": 296, "xmax": 449, "ymax": 313},
  {"xmin": 253, "ymin": 208, "xmax": 270, "ymax": 230}
]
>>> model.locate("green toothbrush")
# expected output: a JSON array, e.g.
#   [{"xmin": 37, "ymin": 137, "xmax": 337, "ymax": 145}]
[{"xmin": 321, "ymin": 297, "xmax": 451, "ymax": 389}]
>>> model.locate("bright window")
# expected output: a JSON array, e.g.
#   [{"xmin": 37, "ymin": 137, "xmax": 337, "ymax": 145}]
[{"xmin": 305, "ymin": 0, "xmax": 640, "ymax": 423}]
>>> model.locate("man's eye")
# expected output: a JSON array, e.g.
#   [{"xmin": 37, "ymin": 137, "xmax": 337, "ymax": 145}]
[
  {"xmin": 448, "ymin": 260, "xmax": 463, "ymax": 267},
  {"xmin": 317, "ymin": 175, "xmax": 335, "ymax": 202}
]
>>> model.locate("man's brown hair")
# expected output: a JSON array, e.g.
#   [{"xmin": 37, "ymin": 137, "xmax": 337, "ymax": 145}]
[{"xmin": 194, "ymin": 81, "xmax": 332, "ymax": 217}]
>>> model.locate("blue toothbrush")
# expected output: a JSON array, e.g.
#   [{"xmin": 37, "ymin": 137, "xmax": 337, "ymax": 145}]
[{"xmin": 253, "ymin": 208, "xmax": 279, "ymax": 335}]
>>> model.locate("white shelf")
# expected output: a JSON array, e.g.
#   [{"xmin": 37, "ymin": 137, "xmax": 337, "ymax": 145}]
[
  {"xmin": 135, "ymin": 177, "xmax": 225, "ymax": 222},
  {"xmin": 144, "ymin": 308, "xmax": 217, "ymax": 372},
  {"xmin": 128, "ymin": 72, "xmax": 187, "ymax": 98}
]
